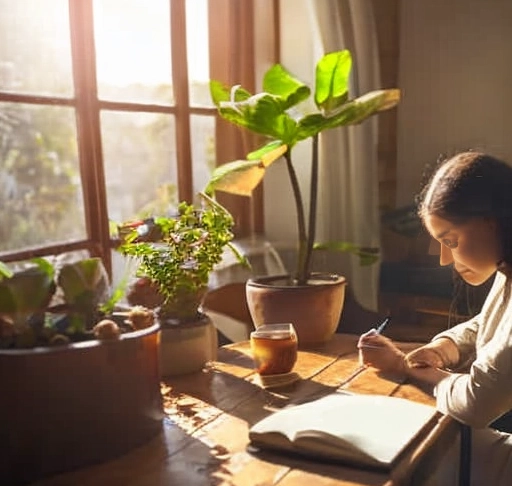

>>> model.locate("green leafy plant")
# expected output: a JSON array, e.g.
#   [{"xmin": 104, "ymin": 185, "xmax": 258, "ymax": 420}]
[
  {"xmin": 206, "ymin": 49, "xmax": 400, "ymax": 285},
  {"xmin": 57, "ymin": 257, "xmax": 110, "ymax": 332},
  {"xmin": 0, "ymin": 258, "xmax": 56, "ymax": 330},
  {"xmin": 118, "ymin": 192, "xmax": 248, "ymax": 323},
  {"xmin": 0, "ymin": 257, "xmax": 121, "ymax": 349}
]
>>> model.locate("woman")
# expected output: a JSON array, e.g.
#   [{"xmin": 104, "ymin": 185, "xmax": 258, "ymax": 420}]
[{"xmin": 359, "ymin": 151, "xmax": 512, "ymax": 485}]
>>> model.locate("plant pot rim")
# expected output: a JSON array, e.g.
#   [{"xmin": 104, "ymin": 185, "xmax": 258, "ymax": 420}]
[
  {"xmin": 159, "ymin": 312, "xmax": 211, "ymax": 330},
  {"xmin": 0, "ymin": 322, "xmax": 160, "ymax": 356},
  {"xmin": 247, "ymin": 273, "xmax": 346, "ymax": 289}
]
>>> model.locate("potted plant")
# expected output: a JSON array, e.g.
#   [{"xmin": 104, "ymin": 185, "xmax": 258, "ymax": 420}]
[
  {"xmin": 117, "ymin": 191, "xmax": 248, "ymax": 376},
  {"xmin": 206, "ymin": 49, "xmax": 400, "ymax": 346},
  {"xmin": 0, "ymin": 257, "xmax": 162, "ymax": 485}
]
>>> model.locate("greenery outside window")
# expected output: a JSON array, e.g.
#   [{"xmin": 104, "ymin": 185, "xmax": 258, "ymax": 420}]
[{"xmin": 0, "ymin": 0, "xmax": 273, "ymax": 275}]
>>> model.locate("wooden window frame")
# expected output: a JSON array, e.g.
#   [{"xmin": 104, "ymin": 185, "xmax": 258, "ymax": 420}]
[{"xmin": 0, "ymin": 0, "xmax": 279, "ymax": 276}]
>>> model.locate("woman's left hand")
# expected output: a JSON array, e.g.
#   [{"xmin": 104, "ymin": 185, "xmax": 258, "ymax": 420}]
[{"xmin": 357, "ymin": 330, "xmax": 406, "ymax": 374}]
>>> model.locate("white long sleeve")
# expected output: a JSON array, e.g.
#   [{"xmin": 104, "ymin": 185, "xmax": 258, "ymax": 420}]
[{"xmin": 433, "ymin": 272, "xmax": 512, "ymax": 427}]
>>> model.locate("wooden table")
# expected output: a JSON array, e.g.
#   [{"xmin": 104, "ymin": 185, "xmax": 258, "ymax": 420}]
[{"xmin": 31, "ymin": 334, "xmax": 461, "ymax": 486}]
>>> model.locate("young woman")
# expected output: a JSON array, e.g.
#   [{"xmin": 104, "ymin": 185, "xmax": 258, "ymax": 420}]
[{"xmin": 358, "ymin": 151, "xmax": 512, "ymax": 485}]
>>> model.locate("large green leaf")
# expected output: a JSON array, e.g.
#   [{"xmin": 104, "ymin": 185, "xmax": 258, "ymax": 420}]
[
  {"xmin": 206, "ymin": 144, "xmax": 286, "ymax": 196},
  {"xmin": 206, "ymin": 160, "xmax": 265, "ymax": 196},
  {"xmin": 247, "ymin": 141, "xmax": 286, "ymax": 161},
  {"xmin": 297, "ymin": 89, "xmax": 400, "ymax": 141},
  {"xmin": 58, "ymin": 257, "xmax": 109, "ymax": 309},
  {"xmin": 218, "ymin": 92, "xmax": 298, "ymax": 142},
  {"xmin": 0, "ymin": 266, "xmax": 56, "ymax": 314},
  {"xmin": 209, "ymin": 80, "xmax": 252, "ymax": 106},
  {"xmin": 315, "ymin": 50, "xmax": 352, "ymax": 113},
  {"xmin": 263, "ymin": 64, "xmax": 311, "ymax": 110}
]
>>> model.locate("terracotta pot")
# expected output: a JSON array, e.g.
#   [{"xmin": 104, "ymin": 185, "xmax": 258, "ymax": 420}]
[
  {"xmin": 0, "ymin": 323, "xmax": 163, "ymax": 485},
  {"xmin": 159, "ymin": 313, "xmax": 218, "ymax": 376},
  {"xmin": 246, "ymin": 273, "xmax": 346, "ymax": 348}
]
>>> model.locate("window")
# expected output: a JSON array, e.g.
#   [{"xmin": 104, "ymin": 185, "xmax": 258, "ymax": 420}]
[{"xmin": 0, "ymin": 0, "xmax": 276, "ymax": 275}]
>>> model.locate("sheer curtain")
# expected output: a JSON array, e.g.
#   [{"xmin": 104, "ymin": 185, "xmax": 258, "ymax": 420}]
[{"xmin": 307, "ymin": 0, "xmax": 381, "ymax": 311}]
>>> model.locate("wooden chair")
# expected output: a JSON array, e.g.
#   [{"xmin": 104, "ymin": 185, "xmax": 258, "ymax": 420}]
[
  {"xmin": 201, "ymin": 282, "xmax": 254, "ymax": 344},
  {"xmin": 336, "ymin": 286, "xmax": 381, "ymax": 335}
]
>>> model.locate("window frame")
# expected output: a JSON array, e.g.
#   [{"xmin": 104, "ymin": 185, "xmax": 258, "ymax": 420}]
[{"xmin": 0, "ymin": 0, "xmax": 279, "ymax": 275}]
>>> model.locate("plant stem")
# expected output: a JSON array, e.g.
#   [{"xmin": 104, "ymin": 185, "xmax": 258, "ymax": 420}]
[
  {"xmin": 199, "ymin": 191, "xmax": 228, "ymax": 214},
  {"xmin": 284, "ymin": 149, "xmax": 307, "ymax": 284},
  {"xmin": 303, "ymin": 133, "xmax": 319, "ymax": 284}
]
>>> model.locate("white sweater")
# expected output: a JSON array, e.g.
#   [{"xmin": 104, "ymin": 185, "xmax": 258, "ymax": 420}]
[{"xmin": 433, "ymin": 270, "xmax": 512, "ymax": 485}]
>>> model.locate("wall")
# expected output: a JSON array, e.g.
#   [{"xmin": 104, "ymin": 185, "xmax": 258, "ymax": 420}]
[
  {"xmin": 396, "ymin": 0, "xmax": 512, "ymax": 206},
  {"xmin": 277, "ymin": 0, "xmax": 512, "ymax": 215},
  {"xmin": 381, "ymin": 0, "xmax": 512, "ymax": 335}
]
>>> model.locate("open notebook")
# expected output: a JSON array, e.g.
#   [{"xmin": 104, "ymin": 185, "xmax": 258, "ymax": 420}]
[{"xmin": 249, "ymin": 392, "xmax": 438, "ymax": 470}]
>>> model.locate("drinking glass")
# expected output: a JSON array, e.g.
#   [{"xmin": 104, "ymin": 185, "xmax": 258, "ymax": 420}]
[{"xmin": 250, "ymin": 323, "xmax": 298, "ymax": 375}]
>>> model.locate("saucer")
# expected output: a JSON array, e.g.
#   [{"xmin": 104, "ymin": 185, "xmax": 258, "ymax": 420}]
[{"xmin": 254, "ymin": 371, "xmax": 301, "ymax": 389}]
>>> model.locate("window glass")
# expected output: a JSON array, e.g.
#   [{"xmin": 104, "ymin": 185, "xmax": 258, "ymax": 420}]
[
  {"xmin": 93, "ymin": 0, "xmax": 173, "ymax": 104},
  {"xmin": 0, "ymin": 103, "xmax": 83, "ymax": 252},
  {"xmin": 100, "ymin": 110, "xmax": 178, "ymax": 223},
  {"xmin": 0, "ymin": 1, "xmax": 259, "ymax": 266},
  {"xmin": 0, "ymin": 0, "xmax": 73, "ymax": 96},
  {"xmin": 190, "ymin": 114, "xmax": 215, "ymax": 197},
  {"xmin": 186, "ymin": 0, "xmax": 212, "ymax": 107}
]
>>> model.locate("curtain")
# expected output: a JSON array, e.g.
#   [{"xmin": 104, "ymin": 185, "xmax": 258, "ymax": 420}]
[{"xmin": 307, "ymin": 0, "xmax": 381, "ymax": 311}]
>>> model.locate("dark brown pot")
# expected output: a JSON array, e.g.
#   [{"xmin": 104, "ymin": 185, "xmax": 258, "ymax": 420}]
[
  {"xmin": 0, "ymin": 323, "xmax": 163, "ymax": 485},
  {"xmin": 246, "ymin": 273, "xmax": 346, "ymax": 348}
]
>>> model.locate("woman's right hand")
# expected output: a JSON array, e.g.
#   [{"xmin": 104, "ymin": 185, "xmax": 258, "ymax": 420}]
[
  {"xmin": 405, "ymin": 338, "xmax": 459, "ymax": 369},
  {"xmin": 357, "ymin": 330, "xmax": 406, "ymax": 374}
]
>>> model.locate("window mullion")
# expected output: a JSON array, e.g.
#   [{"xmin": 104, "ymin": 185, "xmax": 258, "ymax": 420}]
[
  {"xmin": 68, "ymin": 0, "xmax": 112, "ymax": 272},
  {"xmin": 170, "ymin": 0, "xmax": 193, "ymax": 203}
]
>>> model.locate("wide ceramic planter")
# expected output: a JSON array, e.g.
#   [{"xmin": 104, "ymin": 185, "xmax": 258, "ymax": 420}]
[
  {"xmin": 0, "ymin": 323, "xmax": 163, "ymax": 485},
  {"xmin": 159, "ymin": 313, "xmax": 218, "ymax": 376},
  {"xmin": 246, "ymin": 273, "xmax": 346, "ymax": 348}
]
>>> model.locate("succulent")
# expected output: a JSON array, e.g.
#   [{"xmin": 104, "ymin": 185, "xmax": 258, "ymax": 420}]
[{"xmin": 0, "ymin": 257, "xmax": 135, "ymax": 349}]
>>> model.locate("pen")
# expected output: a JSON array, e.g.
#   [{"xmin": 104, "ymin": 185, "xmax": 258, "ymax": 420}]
[
  {"xmin": 356, "ymin": 317, "xmax": 391, "ymax": 367},
  {"xmin": 375, "ymin": 316, "xmax": 391, "ymax": 335}
]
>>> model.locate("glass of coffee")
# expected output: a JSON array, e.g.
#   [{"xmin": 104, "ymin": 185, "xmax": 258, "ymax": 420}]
[{"xmin": 250, "ymin": 323, "xmax": 298, "ymax": 375}]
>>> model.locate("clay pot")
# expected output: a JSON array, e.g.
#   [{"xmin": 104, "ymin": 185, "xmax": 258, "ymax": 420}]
[
  {"xmin": 0, "ymin": 323, "xmax": 163, "ymax": 485},
  {"xmin": 246, "ymin": 273, "xmax": 346, "ymax": 348}
]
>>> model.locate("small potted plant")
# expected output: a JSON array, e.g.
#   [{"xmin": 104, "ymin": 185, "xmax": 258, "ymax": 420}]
[
  {"xmin": 117, "ymin": 191, "xmax": 248, "ymax": 376},
  {"xmin": 206, "ymin": 49, "xmax": 400, "ymax": 345}
]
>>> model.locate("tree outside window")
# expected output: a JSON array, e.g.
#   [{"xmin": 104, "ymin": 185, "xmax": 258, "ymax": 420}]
[{"xmin": 0, "ymin": 0, "xmax": 267, "ymax": 274}]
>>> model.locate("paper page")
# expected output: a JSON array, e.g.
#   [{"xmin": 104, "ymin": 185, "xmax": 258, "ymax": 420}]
[{"xmin": 249, "ymin": 392, "xmax": 437, "ymax": 465}]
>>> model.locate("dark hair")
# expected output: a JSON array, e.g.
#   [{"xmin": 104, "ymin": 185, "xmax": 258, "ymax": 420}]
[{"xmin": 418, "ymin": 151, "xmax": 512, "ymax": 268}]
